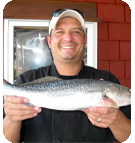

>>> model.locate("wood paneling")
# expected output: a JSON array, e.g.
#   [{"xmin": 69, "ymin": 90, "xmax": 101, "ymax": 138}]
[{"xmin": 3, "ymin": 0, "xmax": 101, "ymax": 22}]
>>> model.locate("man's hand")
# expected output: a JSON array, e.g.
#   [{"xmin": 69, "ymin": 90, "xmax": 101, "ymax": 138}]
[
  {"xmin": 82, "ymin": 78, "xmax": 119, "ymax": 128},
  {"xmin": 4, "ymin": 96, "xmax": 42, "ymax": 122},
  {"xmin": 82, "ymin": 107, "xmax": 119, "ymax": 128},
  {"xmin": 82, "ymin": 107, "xmax": 131, "ymax": 142}
]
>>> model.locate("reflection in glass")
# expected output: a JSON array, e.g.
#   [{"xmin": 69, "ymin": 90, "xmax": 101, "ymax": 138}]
[{"xmin": 14, "ymin": 27, "xmax": 53, "ymax": 81}]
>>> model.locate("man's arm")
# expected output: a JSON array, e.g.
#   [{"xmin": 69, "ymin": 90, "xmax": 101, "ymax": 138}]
[
  {"xmin": 82, "ymin": 78, "xmax": 131, "ymax": 142},
  {"xmin": 3, "ymin": 116, "xmax": 22, "ymax": 143},
  {"xmin": 82, "ymin": 107, "xmax": 131, "ymax": 142},
  {"xmin": 109, "ymin": 109, "xmax": 131, "ymax": 142},
  {"xmin": 3, "ymin": 96, "xmax": 41, "ymax": 143}
]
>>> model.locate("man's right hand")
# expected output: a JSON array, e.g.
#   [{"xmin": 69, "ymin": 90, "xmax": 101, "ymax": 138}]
[{"xmin": 3, "ymin": 96, "xmax": 41, "ymax": 122}]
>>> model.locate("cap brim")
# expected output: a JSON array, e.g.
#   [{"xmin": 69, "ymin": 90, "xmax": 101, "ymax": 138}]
[{"xmin": 49, "ymin": 9, "xmax": 85, "ymax": 35}]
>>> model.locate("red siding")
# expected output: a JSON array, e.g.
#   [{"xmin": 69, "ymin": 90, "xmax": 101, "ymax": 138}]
[
  {"xmin": 119, "ymin": 79, "xmax": 131, "ymax": 88},
  {"xmin": 110, "ymin": 61, "xmax": 125, "ymax": 78},
  {"xmin": 87, "ymin": 0, "xmax": 115, "ymax": 3},
  {"xmin": 98, "ymin": 22, "xmax": 108, "ymax": 40},
  {"xmin": 116, "ymin": 0, "xmax": 128, "ymax": 5},
  {"xmin": 125, "ymin": 5, "xmax": 131, "ymax": 23},
  {"xmin": 98, "ymin": 41, "xmax": 119, "ymax": 60},
  {"xmin": 98, "ymin": 61, "xmax": 109, "ymax": 71},
  {"xmin": 109, "ymin": 23, "xmax": 131, "ymax": 40},
  {"xmin": 86, "ymin": 0, "xmax": 130, "ymax": 88},
  {"xmin": 98, "ymin": 3, "xmax": 125, "ymax": 22},
  {"xmin": 125, "ymin": 61, "xmax": 131, "ymax": 79},
  {"xmin": 120, "ymin": 41, "xmax": 131, "ymax": 60},
  {"xmin": 70, "ymin": 0, "xmax": 87, "ymax": 1}
]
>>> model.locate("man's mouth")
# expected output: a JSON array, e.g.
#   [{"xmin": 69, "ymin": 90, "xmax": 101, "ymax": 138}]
[
  {"xmin": 62, "ymin": 46, "xmax": 75, "ymax": 49},
  {"xmin": 59, "ymin": 42, "xmax": 77, "ymax": 50}
]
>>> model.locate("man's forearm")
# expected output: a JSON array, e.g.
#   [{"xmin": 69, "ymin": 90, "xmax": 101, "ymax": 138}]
[
  {"xmin": 3, "ymin": 116, "xmax": 22, "ymax": 143},
  {"xmin": 109, "ymin": 110, "xmax": 131, "ymax": 142}
]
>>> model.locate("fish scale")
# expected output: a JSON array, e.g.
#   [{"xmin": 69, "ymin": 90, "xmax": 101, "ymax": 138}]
[{"xmin": 3, "ymin": 76, "xmax": 131, "ymax": 110}]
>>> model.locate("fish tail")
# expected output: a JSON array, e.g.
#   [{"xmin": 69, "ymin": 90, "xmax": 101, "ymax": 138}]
[
  {"xmin": 3, "ymin": 79, "xmax": 12, "ymax": 100},
  {"xmin": 3, "ymin": 79, "xmax": 12, "ymax": 85}
]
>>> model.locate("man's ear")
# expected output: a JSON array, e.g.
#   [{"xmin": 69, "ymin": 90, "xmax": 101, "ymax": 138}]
[{"xmin": 47, "ymin": 36, "xmax": 51, "ymax": 49}]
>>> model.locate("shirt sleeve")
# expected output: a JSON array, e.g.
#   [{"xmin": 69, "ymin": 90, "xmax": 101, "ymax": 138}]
[{"xmin": 15, "ymin": 75, "xmax": 25, "ymax": 85}]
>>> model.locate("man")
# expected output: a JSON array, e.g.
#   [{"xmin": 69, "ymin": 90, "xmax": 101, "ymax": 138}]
[{"xmin": 3, "ymin": 9, "xmax": 131, "ymax": 143}]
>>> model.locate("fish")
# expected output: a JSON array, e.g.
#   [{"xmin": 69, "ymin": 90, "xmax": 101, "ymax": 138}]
[{"xmin": 3, "ymin": 76, "xmax": 131, "ymax": 110}]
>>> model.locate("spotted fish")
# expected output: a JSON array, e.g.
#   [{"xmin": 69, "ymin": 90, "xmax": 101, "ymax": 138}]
[{"xmin": 3, "ymin": 76, "xmax": 131, "ymax": 110}]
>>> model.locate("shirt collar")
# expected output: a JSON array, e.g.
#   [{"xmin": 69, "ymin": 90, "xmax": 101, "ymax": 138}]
[{"xmin": 51, "ymin": 61, "xmax": 85, "ymax": 79}]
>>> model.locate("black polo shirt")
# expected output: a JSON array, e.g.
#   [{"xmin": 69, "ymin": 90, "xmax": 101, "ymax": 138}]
[{"xmin": 4, "ymin": 63, "xmax": 131, "ymax": 143}]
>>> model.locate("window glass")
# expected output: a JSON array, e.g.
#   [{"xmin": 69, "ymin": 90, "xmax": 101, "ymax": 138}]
[{"xmin": 14, "ymin": 27, "xmax": 53, "ymax": 80}]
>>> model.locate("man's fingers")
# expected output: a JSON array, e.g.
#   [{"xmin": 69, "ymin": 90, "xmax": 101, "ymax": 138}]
[
  {"xmin": 4, "ymin": 102, "xmax": 41, "ymax": 114},
  {"xmin": 4, "ymin": 103, "xmax": 42, "ymax": 122},
  {"xmin": 3, "ymin": 96, "xmax": 42, "ymax": 122},
  {"xmin": 6, "ymin": 96, "xmax": 29, "ymax": 104},
  {"xmin": 82, "ymin": 107, "xmax": 119, "ymax": 128},
  {"xmin": 4, "ymin": 102, "xmax": 38, "ymax": 110},
  {"xmin": 6, "ymin": 110, "xmax": 38, "ymax": 116},
  {"xmin": 100, "ymin": 79, "xmax": 104, "ymax": 81},
  {"xmin": 8, "ymin": 113, "xmax": 38, "ymax": 122},
  {"xmin": 88, "ymin": 107, "xmax": 117, "ymax": 115}
]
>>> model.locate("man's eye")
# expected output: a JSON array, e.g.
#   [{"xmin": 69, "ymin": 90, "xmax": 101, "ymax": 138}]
[
  {"xmin": 73, "ymin": 31, "xmax": 80, "ymax": 34},
  {"xmin": 56, "ymin": 31, "xmax": 63, "ymax": 34}
]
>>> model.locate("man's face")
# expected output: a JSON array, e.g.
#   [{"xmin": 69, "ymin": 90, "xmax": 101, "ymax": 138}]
[{"xmin": 47, "ymin": 17, "xmax": 87, "ymax": 64}]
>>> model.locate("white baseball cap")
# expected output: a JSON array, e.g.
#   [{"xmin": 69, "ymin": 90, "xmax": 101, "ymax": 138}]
[{"xmin": 49, "ymin": 9, "xmax": 86, "ymax": 35}]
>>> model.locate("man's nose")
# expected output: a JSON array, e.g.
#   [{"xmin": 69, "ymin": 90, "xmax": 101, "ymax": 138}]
[{"xmin": 63, "ymin": 32, "xmax": 73, "ymax": 41}]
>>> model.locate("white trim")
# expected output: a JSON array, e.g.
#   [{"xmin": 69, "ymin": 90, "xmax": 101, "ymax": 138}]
[
  {"xmin": 4, "ymin": 19, "xmax": 98, "ymax": 83},
  {"xmin": 4, "ymin": 19, "xmax": 9, "ymax": 81},
  {"xmin": 85, "ymin": 22, "xmax": 97, "ymax": 69}
]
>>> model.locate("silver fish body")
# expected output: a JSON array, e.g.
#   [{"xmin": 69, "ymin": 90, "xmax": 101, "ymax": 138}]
[{"xmin": 3, "ymin": 77, "xmax": 131, "ymax": 110}]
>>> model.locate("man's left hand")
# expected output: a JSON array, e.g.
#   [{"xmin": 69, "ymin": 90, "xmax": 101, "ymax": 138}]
[{"xmin": 82, "ymin": 107, "xmax": 119, "ymax": 128}]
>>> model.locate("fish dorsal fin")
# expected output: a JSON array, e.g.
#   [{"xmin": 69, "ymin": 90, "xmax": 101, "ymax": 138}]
[{"xmin": 21, "ymin": 76, "xmax": 63, "ymax": 86}]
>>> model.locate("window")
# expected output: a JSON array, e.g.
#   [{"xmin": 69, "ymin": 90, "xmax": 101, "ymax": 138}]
[
  {"xmin": 14, "ymin": 27, "xmax": 52, "ymax": 80},
  {"xmin": 4, "ymin": 19, "xmax": 97, "ymax": 84}
]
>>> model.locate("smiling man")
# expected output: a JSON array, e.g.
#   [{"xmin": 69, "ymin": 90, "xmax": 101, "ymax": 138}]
[
  {"xmin": 3, "ymin": 9, "xmax": 131, "ymax": 143},
  {"xmin": 47, "ymin": 16, "xmax": 87, "ymax": 75}
]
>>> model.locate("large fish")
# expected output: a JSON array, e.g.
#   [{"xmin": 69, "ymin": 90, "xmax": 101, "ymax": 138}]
[{"xmin": 3, "ymin": 76, "xmax": 131, "ymax": 110}]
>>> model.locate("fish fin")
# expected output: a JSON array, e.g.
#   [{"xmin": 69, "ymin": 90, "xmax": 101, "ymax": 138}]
[
  {"xmin": 77, "ymin": 106, "xmax": 92, "ymax": 110},
  {"xmin": 24, "ymin": 102, "xmax": 35, "ymax": 107},
  {"xmin": 3, "ymin": 79, "xmax": 12, "ymax": 85},
  {"xmin": 102, "ymin": 93, "xmax": 119, "ymax": 108},
  {"xmin": 21, "ymin": 76, "xmax": 63, "ymax": 86},
  {"xmin": 43, "ymin": 76, "xmax": 63, "ymax": 82}
]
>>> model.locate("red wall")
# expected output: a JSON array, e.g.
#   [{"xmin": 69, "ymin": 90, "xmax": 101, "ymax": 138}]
[
  {"xmin": 70, "ymin": 0, "xmax": 131, "ymax": 88},
  {"xmin": 97, "ymin": 1, "xmax": 131, "ymax": 88}
]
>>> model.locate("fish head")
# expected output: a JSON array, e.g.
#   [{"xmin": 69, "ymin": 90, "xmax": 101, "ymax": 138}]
[{"xmin": 105, "ymin": 84, "xmax": 131, "ymax": 107}]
